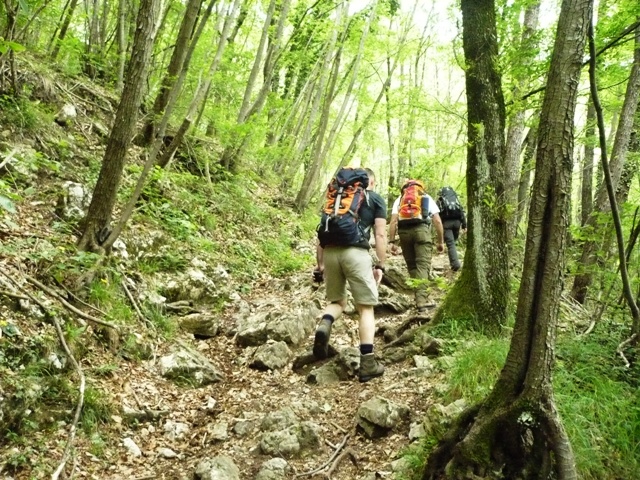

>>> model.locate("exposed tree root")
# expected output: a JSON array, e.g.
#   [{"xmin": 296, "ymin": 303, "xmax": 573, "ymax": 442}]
[
  {"xmin": 423, "ymin": 397, "xmax": 576, "ymax": 480},
  {"xmin": 382, "ymin": 313, "xmax": 432, "ymax": 343}
]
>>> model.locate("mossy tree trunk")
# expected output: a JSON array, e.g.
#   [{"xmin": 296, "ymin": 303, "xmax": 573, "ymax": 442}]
[
  {"xmin": 435, "ymin": 0, "xmax": 509, "ymax": 331},
  {"xmin": 423, "ymin": 0, "xmax": 591, "ymax": 478}
]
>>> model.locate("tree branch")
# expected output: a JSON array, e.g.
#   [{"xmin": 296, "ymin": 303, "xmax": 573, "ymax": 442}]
[
  {"xmin": 587, "ymin": 18, "xmax": 640, "ymax": 340},
  {"xmin": 295, "ymin": 434, "xmax": 350, "ymax": 478},
  {"xmin": 24, "ymin": 275, "xmax": 119, "ymax": 330}
]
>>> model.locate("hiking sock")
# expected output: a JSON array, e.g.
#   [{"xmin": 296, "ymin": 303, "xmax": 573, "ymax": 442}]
[
  {"xmin": 321, "ymin": 314, "xmax": 335, "ymax": 324},
  {"xmin": 359, "ymin": 344, "xmax": 373, "ymax": 355}
]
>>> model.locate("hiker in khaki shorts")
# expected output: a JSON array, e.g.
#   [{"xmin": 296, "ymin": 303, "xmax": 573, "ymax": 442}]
[{"xmin": 313, "ymin": 168, "xmax": 387, "ymax": 383}]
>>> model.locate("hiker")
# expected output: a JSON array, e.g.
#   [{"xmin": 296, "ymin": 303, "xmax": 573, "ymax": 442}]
[
  {"xmin": 313, "ymin": 167, "xmax": 387, "ymax": 383},
  {"xmin": 437, "ymin": 186, "xmax": 467, "ymax": 272},
  {"xmin": 388, "ymin": 179, "xmax": 444, "ymax": 313}
]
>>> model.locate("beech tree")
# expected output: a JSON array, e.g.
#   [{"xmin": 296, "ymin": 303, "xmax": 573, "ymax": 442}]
[{"xmin": 423, "ymin": 0, "xmax": 591, "ymax": 477}]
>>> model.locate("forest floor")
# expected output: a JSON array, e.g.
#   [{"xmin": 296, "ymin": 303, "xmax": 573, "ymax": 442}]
[{"xmin": 48, "ymin": 254, "xmax": 456, "ymax": 480}]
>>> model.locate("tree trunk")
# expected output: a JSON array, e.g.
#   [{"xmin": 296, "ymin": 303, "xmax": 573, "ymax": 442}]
[
  {"xmin": 292, "ymin": 4, "xmax": 346, "ymax": 211},
  {"xmin": 434, "ymin": 0, "xmax": 509, "ymax": 331},
  {"xmin": 115, "ymin": 0, "xmax": 128, "ymax": 92},
  {"xmin": 505, "ymin": 1, "xmax": 540, "ymax": 240},
  {"xmin": 50, "ymin": 0, "xmax": 80, "ymax": 59},
  {"xmin": 580, "ymin": 101, "xmax": 596, "ymax": 225},
  {"xmin": 218, "ymin": 0, "xmax": 279, "ymax": 173},
  {"xmin": 77, "ymin": 0, "xmax": 160, "ymax": 252},
  {"xmin": 515, "ymin": 125, "xmax": 537, "ymax": 232},
  {"xmin": 587, "ymin": 20, "xmax": 640, "ymax": 341},
  {"xmin": 142, "ymin": 0, "xmax": 205, "ymax": 144},
  {"xmin": 100, "ymin": 0, "xmax": 239, "ymax": 250},
  {"xmin": 423, "ymin": 2, "xmax": 590, "ymax": 478},
  {"xmin": 571, "ymin": 26, "xmax": 640, "ymax": 304},
  {"xmin": 84, "ymin": 0, "xmax": 101, "ymax": 77}
]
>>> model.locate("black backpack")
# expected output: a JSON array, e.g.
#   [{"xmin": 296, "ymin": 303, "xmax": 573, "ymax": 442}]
[
  {"xmin": 437, "ymin": 186, "xmax": 463, "ymax": 220},
  {"xmin": 317, "ymin": 167, "xmax": 370, "ymax": 248}
]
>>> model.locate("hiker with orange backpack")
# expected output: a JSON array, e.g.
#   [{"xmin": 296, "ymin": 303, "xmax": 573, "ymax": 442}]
[
  {"xmin": 388, "ymin": 179, "xmax": 444, "ymax": 314},
  {"xmin": 313, "ymin": 167, "xmax": 387, "ymax": 382}
]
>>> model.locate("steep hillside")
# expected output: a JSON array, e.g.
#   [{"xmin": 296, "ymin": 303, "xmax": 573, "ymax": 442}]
[{"xmin": 0, "ymin": 59, "xmax": 457, "ymax": 479}]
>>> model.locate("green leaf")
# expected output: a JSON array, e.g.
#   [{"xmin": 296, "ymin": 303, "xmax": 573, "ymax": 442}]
[
  {"xmin": 7, "ymin": 41, "xmax": 25, "ymax": 53},
  {"xmin": 0, "ymin": 195, "xmax": 15, "ymax": 213}
]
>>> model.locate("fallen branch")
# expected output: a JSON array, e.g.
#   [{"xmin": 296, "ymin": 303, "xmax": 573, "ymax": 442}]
[
  {"xmin": 121, "ymin": 279, "xmax": 154, "ymax": 329},
  {"xmin": 0, "ymin": 288, "xmax": 29, "ymax": 301},
  {"xmin": 24, "ymin": 274, "xmax": 118, "ymax": 330},
  {"xmin": 122, "ymin": 405, "xmax": 169, "ymax": 423},
  {"xmin": 53, "ymin": 277, "xmax": 108, "ymax": 317},
  {"xmin": 616, "ymin": 333, "xmax": 638, "ymax": 368},
  {"xmin": 50, "ymin": 317, "xmax": 85, "ymax": 480},
  {"xmin": 330, "ymin": 421, "xmax": 348, "ymax": 434},
  {"xmin": 323, "ymin": 447, "xmax": 357, "ymax": 479},
  {"xmin": 295, "ymin": 434, "xmax": 350, "ymax": 478}
]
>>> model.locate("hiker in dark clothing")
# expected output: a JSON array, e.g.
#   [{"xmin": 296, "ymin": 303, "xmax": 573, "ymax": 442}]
[{"xmin": 437, "ymin": 186, "xmax": 467, "ymax": 272}]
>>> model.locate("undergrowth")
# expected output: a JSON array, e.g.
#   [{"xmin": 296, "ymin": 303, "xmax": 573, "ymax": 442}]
[
  {"xmin": 398, "ymin": 318, "xmax": 640, "ymax": 480},
  {"xmin": 0, "ymin": 82, "xmax": 318, "ymax": 474}
]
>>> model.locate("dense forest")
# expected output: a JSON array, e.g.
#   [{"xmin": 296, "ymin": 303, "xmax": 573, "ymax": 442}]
[{"xmin": 0, "ymin": 0, "xmax": 639, "ymax": 478}]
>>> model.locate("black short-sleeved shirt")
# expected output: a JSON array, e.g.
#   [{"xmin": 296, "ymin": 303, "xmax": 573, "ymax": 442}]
[{"xmin": 355, "ymin": 191, "xmax": 387, "ymax": 249}]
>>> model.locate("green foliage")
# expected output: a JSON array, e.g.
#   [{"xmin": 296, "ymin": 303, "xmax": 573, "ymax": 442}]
[
  {"xmin": 410, "ymin": 316, "xmax": 640, "ymax": 478},
  {"xmin": 145, "ymin": 305, "xmax": 176, "ymax": 337},
  {"xmin": 393, "ymin": 435, "xmax": 442, "ymax": 480},
  {"xmin": 0, "ymin": 94, "xmax": 42, "ymax": 131},
  {"xmin": 81, "ymin": 385, "xmax": 113, "ymax": 433},
  {"xmin": 88, "ymin": 276, "xmax": 133, "ymax": 324},
  {"xmin": 0, "ymin": 39, "xmax": 26, "ymax": 55},
  {"xmin": 0, "ymin": 179, "xmax": 18, "ymax": 215},
  {"xmin": 440, "ymin": 337, "xmax": 509, "ymax": 404},
  {"xmin": 555, "ymin": 332, "xmax": 640, "ymax": 479}
]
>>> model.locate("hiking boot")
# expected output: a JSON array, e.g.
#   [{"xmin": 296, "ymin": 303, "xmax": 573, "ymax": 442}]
[
  {"xmin": 313, "ymin": 319, "xmax": 332, "ymax": 359},
  {"xmin": 359, "ymin": 353, "xmax": 384, "ymax": 383}
]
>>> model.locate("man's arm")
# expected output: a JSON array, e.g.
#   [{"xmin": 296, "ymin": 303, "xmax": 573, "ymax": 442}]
[
  {"xmin": 316, "ymin": 242, "xmax": 324, "ymax": 270},
  {"xmin": 431, "ymin": 213, "xmax": 445, "ymax": 252},
  {"xmin": 388, "ymin": 213, "xmax": 398, "ymax": 244},
  {"xmin": 373, "ymin": 217, "xmax": 387, "ymax": 284},
  {"xmin": 374, "ymin": 217, "xmax": 387, "ymax": 267}
]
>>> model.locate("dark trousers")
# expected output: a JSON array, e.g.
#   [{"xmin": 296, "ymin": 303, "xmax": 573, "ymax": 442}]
[{"xmin": 443, "ymin": 219, "xmax": 462, "ymax": 270}]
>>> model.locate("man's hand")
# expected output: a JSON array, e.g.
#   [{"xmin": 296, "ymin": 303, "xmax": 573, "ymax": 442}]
[
  {"xmin": 313, "ymin": 268, "xmax": 324, "ymax": 283},
  {"xmin": 373, "ymin": 267, "xmax": 383, "ymax": 285},
  {"xmin": 436, "ymin": 242, "xmax": 445, "ymax": 253}
]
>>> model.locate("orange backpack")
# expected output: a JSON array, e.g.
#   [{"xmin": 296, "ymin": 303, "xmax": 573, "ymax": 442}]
[
  {"xmin": 398, "ymin": 180, "xmax": 429, "ymax": 224},
  {"xmin": 317, "ymin": 167, "xmax": 370, "ymax": 247}
]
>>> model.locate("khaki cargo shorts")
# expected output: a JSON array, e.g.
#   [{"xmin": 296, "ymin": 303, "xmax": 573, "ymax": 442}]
[{"xmin": 323, "ymin": 246, "xmax": 378, "ymax": 306}]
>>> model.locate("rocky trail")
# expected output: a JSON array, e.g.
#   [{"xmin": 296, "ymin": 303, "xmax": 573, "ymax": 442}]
[
  {"xmin": 1, "ymin": 244, "xmax": 463, "ymax": 480},
  {"xmin": 74, "ymin": 252, "xmax": 461, "ymax": 480}
]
